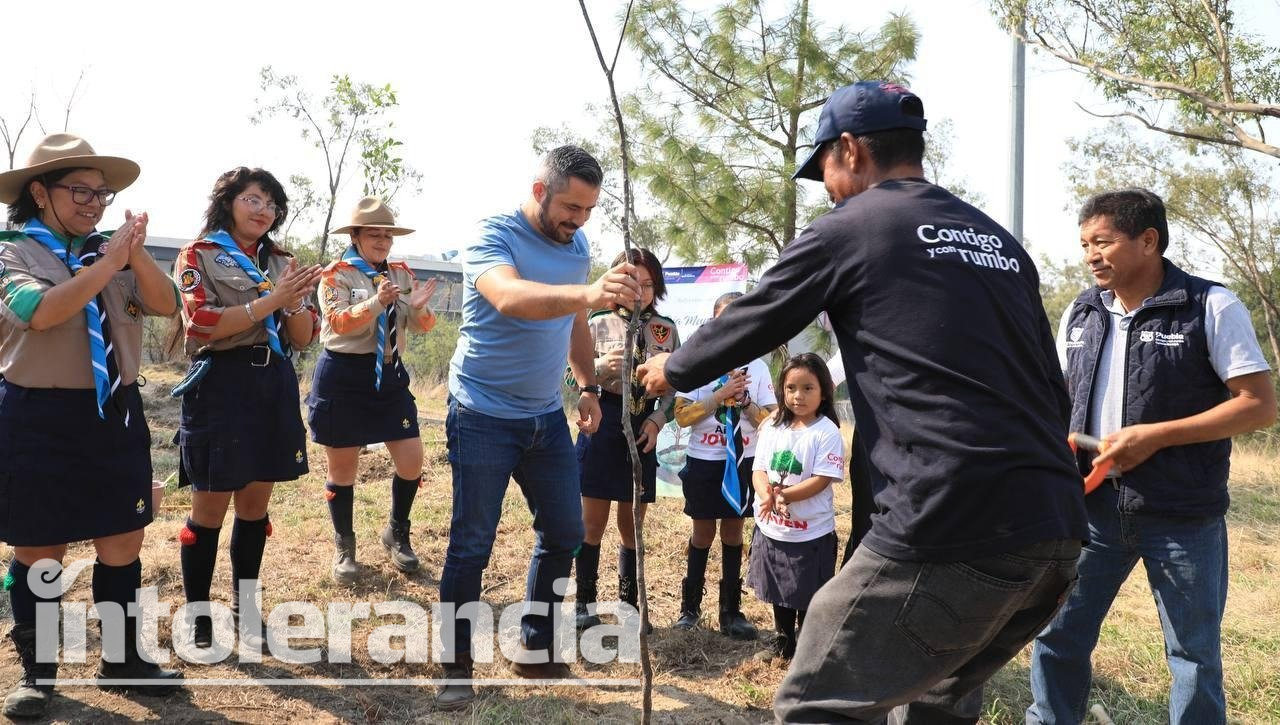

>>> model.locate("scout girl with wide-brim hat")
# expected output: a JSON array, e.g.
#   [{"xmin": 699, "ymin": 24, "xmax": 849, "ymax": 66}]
[
  {"xmin": 0, "ymin": 133, "xmax": 185, "ymax": 716},
  {"xmin": 171, "ymin": 167, "xmax": 323, "ymax": 653},
  {"xmin": 309, "ymin": 196, "xmax": 438, "ymax": 585}
]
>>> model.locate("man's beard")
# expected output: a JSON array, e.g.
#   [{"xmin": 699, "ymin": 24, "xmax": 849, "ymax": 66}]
[{"xmin": 538, "ymin": 195, "xmax": 575, "ymax": 243}]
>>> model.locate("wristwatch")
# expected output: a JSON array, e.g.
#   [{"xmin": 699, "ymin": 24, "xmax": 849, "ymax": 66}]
[{"xmin": 580, "ymin": 384, "xmax": 604, "ymax": 396}]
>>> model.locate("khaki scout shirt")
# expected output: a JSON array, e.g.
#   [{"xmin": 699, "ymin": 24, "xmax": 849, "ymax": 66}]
[
  {"xmin": 0, "ymin": 234, "xmax": 174, "ymax": 388},
  {"xmin": 587, "ymin": 308, "xmax": 680, "ymax": 427},
  {"xmin": 317, "ymin": 259, "xmax": 435, "ymax": 355},
  {"xmin": 174, "ymin": 239, "xmax": 319, "ymax": 358}
]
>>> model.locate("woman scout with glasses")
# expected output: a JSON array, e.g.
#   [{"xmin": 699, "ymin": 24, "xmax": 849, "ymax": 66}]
[
  {"xmin": 170, "ymin": 167, "xmax": 324, "ymax": 653},
  {"xmin": 0, "ymin": 134, "xmax": 185, "ymax": 716}
]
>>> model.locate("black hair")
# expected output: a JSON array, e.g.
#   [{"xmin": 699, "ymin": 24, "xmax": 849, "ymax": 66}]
[
  {"xmin": 852, "ymin": 127, "xmax": 926, "ymax": 169},
  {"xmin": 6, "ymin": 168, "xmax": 83, "ymax": 226},
  {"xmin": 773, "ymin": 352, "xmax": 840, "ymax": 428},
  {"xmin": 610, "ymin": 247, "xmax": 667, "ymax": 309},
  {"xmin": 198, "ymin": 167, "xmax": 289, "ymax": 251},
  {"xmin": 1078, "ymin": 188, "xmax": 1170, "ymax": 254},
  {"xmin": 539, "ymin": 145, "xmax": 603, "ymax": 194}
]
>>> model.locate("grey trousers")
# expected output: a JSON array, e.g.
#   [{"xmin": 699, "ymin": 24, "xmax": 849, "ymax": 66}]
[{"xmin": 774, "ymin": 538, "xmax": 1080, "ymax": 724}]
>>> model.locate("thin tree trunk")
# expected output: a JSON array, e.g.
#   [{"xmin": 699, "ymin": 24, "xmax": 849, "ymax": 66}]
[{"xmin": 578, "ymin": 1, "xmax": 652, "ymax": 722}]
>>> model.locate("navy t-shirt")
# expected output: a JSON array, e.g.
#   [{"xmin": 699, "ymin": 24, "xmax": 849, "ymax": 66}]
[{"xmin": 665, "ymin": 178, "xmax": 1087, "ymax": 561}]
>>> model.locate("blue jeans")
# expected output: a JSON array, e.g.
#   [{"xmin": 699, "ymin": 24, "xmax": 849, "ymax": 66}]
[
  {"xmin": 1027, "ymin": 483, "xmax": 1228, "ymax": 724},
  {"xmin": 438, "ymin": 398, "xmax": 585, "ymax": 656}
]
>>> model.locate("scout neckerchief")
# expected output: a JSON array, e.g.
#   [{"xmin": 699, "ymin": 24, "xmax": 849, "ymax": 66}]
[
  {"xmin": 23, "ymin": 220, "xmax": 125, "ymax": 423},
  {"xmin": 616, "ymin": 306, "xmax": 653, "ymax": 415},
  {"xmin": 717, "ymin": 375, "xmax": 747, "ymax": 515},
  {"xmin": 341, "ymin": 245, "xmax": 398, "ymax": 391},
  {"xmin": 203, "ymin": 230, "xmax": 283, "ymax": 357}
]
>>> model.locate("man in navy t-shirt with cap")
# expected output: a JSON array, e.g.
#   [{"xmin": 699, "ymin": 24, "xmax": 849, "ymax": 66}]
[{"xmin": 639, "ymin": 81, "xmax": 1089, "ymax": 721}]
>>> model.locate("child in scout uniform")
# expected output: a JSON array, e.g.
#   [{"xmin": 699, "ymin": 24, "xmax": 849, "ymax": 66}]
[
  {"xmin": 0, "ymin": 133, "xmax": 184, "ymax": 717},
  {"xmin": 671, "ymin": 292, "xmax": 776, "ymax": 639},
  {"xmin": 571, "ymin": 248, "xmax": 679, "ymax": 631},
  {"xmin": 172, "ymin": 167, "xmax": 323, "ymax": 651},
  {"xmin": 309, "ymin": 197, "xmax": 438, "ymax": 585}
]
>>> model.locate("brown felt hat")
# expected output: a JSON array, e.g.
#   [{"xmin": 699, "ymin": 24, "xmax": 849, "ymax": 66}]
[
  {"xmin": 331, "ymin": 196, "xmax": 414, "ymax": 236},
  {"xmin": 0, "ymin": 133, "xmax": 140, "ymax": 204}
]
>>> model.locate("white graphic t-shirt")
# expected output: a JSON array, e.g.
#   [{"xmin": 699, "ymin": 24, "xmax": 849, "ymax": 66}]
[
  {"xmin": 680, "ymin": 357, "xmax": 777, "ymax": 460},
  {"xmin": 751, "ymin": 416, "xmax": 844, "ymax": 543}
]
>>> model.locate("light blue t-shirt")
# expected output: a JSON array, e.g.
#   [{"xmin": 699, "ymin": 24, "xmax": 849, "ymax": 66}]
[{"xmin": 448, "ymin": 209, "xmax": 590, "ymax": 418}]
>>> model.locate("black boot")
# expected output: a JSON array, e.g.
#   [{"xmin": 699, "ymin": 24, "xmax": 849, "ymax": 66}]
[
  {"xmin": 674, "ymin": 577, "xmax": 704, "ymax": 630},
  {"xmin": 617, "ymin": 546, "xmax": 651, "ymax": 635},
  {"xmin": 4, "ymin": 624, "xmax": 56, "ymax": 718},
  {"xmin": 718, "ymin": 578, "xmax": 758, "ymax": 640},
  {"xmin": 179, "ymin": 519, "xmax": 220, "ymax": 649},
  {"xmin": 673, "ymin": 542, "xmax": 709, "ymax": 630},
  {"xmin": 434, "ymin": 651, "xmax": 475, "ymax": 710},
  {"xmin": 574, "ymin": 543, "xmax": 601, "ymax": 630},
  {"xmin": 97, "ymin": 619, "xmax": 184, "ymax": 695},
  {"xmin": 753, "ymin": 630, "xmax": 796, "ymax": 663},
  {"xmin": 381, "ymin": 521, "xmax": 420, "ymax": 573},
  {"xmin": 230, "ymin": 581, "xmax": 267, "ymax": 653},
  {"xmin": 332, "ymin": 533, "xmax": 358, "ymax": 585}
]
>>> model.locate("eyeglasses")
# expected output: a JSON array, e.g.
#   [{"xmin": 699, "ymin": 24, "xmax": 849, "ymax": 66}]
[
  {"xmin": 50, "ymin": 183, "xmax": 116, "ymax": 206},
  {"xmin": 238, "ymin": 195, "xmax": 283, "ymax": 219}
]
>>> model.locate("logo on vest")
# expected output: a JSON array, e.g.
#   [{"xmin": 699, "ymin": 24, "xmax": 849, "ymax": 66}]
[
  {"xmin": 1066, "ymin": 326, "xmax": 1085, "ymax": 349},
  {"xmin": 1139, "ymin": 330, "xmax": 1185, "ymax": 347},
  {"xmin": 214, "ymin": 252, "xmax": 238, "ymax": 268}
]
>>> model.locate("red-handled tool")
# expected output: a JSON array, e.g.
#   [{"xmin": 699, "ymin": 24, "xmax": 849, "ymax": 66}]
[{"xmin": 1069, "ymin": 432, "xmax": 1114, "ymax": 494}]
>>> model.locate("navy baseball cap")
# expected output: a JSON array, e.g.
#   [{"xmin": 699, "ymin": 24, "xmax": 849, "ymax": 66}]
[{"xmin": 793, "ymin": 80, "xmax": 927, "ymax": 182}]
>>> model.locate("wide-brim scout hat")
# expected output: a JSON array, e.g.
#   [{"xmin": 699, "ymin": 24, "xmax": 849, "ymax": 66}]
[
  {"xmin": 0, "ymin": 133, "xmax": 140, "ymax": 204},
  {"xmin": 331, "ymin": 196, "xmax": 414, "ymax": 236}
]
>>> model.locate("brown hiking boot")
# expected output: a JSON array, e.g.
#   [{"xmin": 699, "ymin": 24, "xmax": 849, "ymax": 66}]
[{"xmin": 509, "ymin": 643, "xmax": 573, "ymax": 680}]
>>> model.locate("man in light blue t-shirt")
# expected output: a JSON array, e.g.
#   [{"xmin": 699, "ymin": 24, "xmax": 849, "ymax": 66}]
[{"xmin": 436, "ymin": 146, "xmax": 641, "ymax": 709}]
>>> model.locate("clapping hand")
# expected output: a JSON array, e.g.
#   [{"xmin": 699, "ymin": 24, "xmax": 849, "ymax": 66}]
[
  {"xmin": 272, "ymin": 259, "xmax": 324, "ymax": 310},
  {"xmin": 409, "ymin": 278, "xmax": 438, "ymax": 309}
]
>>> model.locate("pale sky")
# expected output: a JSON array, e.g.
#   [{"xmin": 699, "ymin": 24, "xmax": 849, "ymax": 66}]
[{"xmin": 3, "ymin": 0, "xmax": 1275, "ymax": 267}]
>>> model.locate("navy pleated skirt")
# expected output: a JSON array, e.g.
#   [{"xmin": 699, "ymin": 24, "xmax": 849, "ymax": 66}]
[
  {"xmin": 175, "ymin": 346, "xmax": 309, "ymax": 492},
  {"xmin": 747, "ymin": 527, "xmax": 838, "ymax": 610},
  {"xmin": 306, "ymin": 349, "xmax": 419, "ymax": 448},
  {"xmin": 576, "ymin": 392, "xmax": 657, "ymax": 503},
  {"xmin": 0, "ymin": 380, "xmax": 153, "ymax": 546},
  {"xmin": 679, "ymin": 454, "xmax": 755, "ymax": 520}
]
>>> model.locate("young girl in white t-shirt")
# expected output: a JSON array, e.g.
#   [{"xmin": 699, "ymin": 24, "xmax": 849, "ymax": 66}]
[{"xmin": 748, "ymin": 352, "xmax": 844, "ymax": 661}]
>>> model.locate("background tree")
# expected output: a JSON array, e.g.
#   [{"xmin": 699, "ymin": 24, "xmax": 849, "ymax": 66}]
[
  {"xmin": 625, "ymin": 0, "xmax": 920, "ymax": 269},
  {"xmin": 1, "ymin": 94, "xmax": 38, "ymax": 171},
  {"xmin": 253, "ymin": 67, "xmax": 422, "ymax": 259},
  {"xmin": 990, "ymin": 0, "xmax": 1280, "ymax": 158}
]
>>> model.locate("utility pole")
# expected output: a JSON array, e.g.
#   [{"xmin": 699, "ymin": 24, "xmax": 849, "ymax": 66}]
[{"xmin": 1009, "ymin": 14, "xmax": 1026, "ymax": 242}]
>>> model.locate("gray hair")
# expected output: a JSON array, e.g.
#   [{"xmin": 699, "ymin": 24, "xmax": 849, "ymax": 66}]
[{"xmin": 538, "ymin": 145, "xmax": 603, "ymax": 194}]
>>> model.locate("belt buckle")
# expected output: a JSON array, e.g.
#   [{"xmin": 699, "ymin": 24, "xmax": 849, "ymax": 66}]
[{"xmin": 250, "ymin": 345, "xmax": 272, "ymax": 367}]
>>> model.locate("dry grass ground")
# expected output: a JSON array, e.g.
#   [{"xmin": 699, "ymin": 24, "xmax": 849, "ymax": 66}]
[{"xmin": 0, "ymin": 362, "xmax": 1277, "ymax": 723}]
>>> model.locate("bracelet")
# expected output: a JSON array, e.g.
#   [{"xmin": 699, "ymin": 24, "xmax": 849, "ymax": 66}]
[
  {"xmin": 244, "ymin": 301, "xmax": 258, "ymax": 323},
  {"xmin": 282, "ymin": 301, "xmax": 307, "ymax": 317}
]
